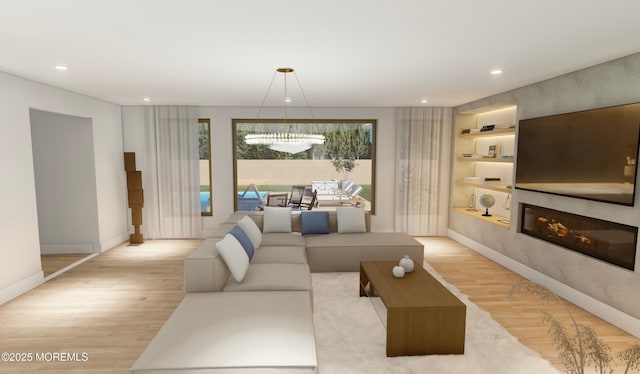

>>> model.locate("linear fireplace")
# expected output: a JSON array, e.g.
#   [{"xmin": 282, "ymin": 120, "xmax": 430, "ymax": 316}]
[{"xmin": 521, "ymin": 204, "xmax": 637, "ymax": 270}]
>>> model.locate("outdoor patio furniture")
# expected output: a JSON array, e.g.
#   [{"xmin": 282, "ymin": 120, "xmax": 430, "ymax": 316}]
[
  {"xmin": 298, "ymin": 189, "xmax": 318, "ymax": 210},
  {"xmin": 315, "ymin": 184, "xmax": 363, "ymax": 206},
  {"xmin": 266, "ymin": 192, "xmax": 289, "ymax": 207},
  {"xmin": 311, "ymin": 180, "xmax": 341, "ymax": 196},
  {"xmin": 288, "ymin": 185, "xmax": 306, "ymax": 209}
]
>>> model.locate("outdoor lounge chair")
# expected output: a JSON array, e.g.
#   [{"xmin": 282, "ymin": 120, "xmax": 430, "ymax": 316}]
[
  {"xmin": 298, "ymin": 189, "xmax": 318, "ymax": 210},
  {"xmin": 266, "ymin": 192, "xmax": 288, "ymax": 207},
  {"xmin": 288, "ymin": 185, "xmax": 306, "ymax": 209}
]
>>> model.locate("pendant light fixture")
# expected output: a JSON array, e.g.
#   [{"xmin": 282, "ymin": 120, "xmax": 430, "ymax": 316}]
[{"xmin": 244, "ymin": 68, "xmax": 325, "ymax": 154}]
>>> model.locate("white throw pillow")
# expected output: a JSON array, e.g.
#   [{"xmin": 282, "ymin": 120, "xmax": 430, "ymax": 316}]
[
  {"xmin": 336, "ymin": 207, "xmax": 366, "ymax": 233},
  {"xmin": 238, "ymin": 216, "xmax": 262, "ymax": 249},
  {"xmin": 215, "ymin": 234, "xmax": 250, "ymax": 282},
  {"xmin": 263, "ymin": 207, "xmax": 292, "ymax": 233}
]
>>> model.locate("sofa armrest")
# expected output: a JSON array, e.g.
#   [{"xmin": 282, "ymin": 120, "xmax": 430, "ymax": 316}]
[{"xmin": 184, "ymin": 238, "xmax": 230, "ymax": 293}]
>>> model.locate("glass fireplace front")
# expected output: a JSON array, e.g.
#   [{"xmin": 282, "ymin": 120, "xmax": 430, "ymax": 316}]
[{"xmin": 521, "ymin": 204, "xmax": 637, "ymax": 270}]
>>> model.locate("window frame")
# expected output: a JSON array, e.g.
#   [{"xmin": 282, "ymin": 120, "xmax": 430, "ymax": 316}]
[{"xmin": 232, "ymin": 118, "xmax": 377, "ymax": 214}]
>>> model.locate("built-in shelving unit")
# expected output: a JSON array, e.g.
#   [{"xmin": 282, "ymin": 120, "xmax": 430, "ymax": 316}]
[{"xmin": 450, "ymin": 105, "xmax": 517, "ymax": 230}]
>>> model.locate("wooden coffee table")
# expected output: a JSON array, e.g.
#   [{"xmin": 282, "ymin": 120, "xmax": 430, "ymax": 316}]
[{"xmin": 359, "ymin": 261, "xmax": 466, "ymax": 356}]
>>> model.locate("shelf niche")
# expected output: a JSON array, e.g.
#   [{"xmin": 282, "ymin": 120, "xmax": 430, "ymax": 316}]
[{"xmin": 451, "ymin": 104, "xmax": 517, "ymax": 228}]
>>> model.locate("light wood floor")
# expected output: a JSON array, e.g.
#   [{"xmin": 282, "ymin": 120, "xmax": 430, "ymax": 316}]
[
  {"xmin": 41, "ymin": 254, "xmax": 92, "ymax": 277},
  {"xmin": 0, "ymin": 237, "xmax": 637, "ymax": 373},
  {"xmin": 419, "ymin": 236, "xmax": 640, "ymax": 373}
]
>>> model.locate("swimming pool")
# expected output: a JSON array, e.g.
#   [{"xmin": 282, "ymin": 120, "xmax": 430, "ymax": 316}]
[
  {"xmin": 200, "ymin": 192, "xmax": 210, "ymax": 212},
  {"xmin": 200, "ymin": 191, "xmax": 269, "ymax": 212}
]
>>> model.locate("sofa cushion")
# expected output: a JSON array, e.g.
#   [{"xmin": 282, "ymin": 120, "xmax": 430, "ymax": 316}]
[
  {"xmin": 305, "ymin": 232, "xmax": 424, "ymax": 272},
  {"xmin": 209, "ymin": 222, "xmax": 237, "ymax": 238},
  {"xmin": 261, "ymin": 232, "xmax": 306, "ymax": 247},
  {"xmin": 228, "ymin": 225, "xmax": 254, "ymax": 260},
  {"xmin": 251, "ymin": 245, "xmax": 308, "ymax": 265},
  {"xmin": 215, "ymin": 234, "xmax": 250, "ymax": 282},
  {"xmin": 223, "ymin": 263, "xmax": 312, "ymax": 293},
  {"xmin": 130, "ymin": 291, "xmax": 317, "ymax": 373},
  {"xmin": 223, "ymin": 212, "xmax": 250, "ymax": 224},
  {"xmin": 263, "ymin": 207, "xmax": 292, "ymax": 233},
  {"xmin": 301, "ymin": 211, "xmax": 330, "ymax": 235},
  {"xmin": 336, "ymin": 207, "xmax": 366, "ymax": 233},
  {"xmin": 238, "ymin": 215, "xmax": 262, "ymax": 249}
]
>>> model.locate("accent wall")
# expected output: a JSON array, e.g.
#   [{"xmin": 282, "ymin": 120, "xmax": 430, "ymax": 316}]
[{"xmin": 449, "ymin": 52, "xmax": 640, "ymax": 336}]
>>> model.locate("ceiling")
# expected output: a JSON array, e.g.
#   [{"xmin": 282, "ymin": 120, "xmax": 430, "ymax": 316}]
[{"xmin": 1, "ymin": 0, "xmax": 640, "ymax": 107}]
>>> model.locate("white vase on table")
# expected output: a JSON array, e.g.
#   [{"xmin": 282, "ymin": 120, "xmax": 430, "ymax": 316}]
[
  {"xmin": 399, "ymin": 255, "xmax": 414, "ymax": 273},
  {"xmin": 392, "ymin": 265, "xmax": 405, "ymax": 278}
]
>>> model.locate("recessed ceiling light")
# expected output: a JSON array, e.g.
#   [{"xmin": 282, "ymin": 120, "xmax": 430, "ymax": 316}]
[
  {"xmin": 284, "ymin": 97, "xmax": 292, "ymax": 103},
  {"xmin": 143, "ymin": 97, "xmax": 151, "ymax": 102},
  {"xmin": 421, "ymin": 99, "xmax": 429, "ymax": 104},
  {"xmin": 491, "ymin": 69, "xmax": 503, "ymax": 75},
  {"xmin": 54, "ymin": 64, "xmax": 69, "ymax": 71}
]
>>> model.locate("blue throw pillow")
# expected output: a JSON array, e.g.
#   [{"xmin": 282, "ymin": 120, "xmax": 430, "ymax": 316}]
[
  {"xmin": 228, "ymin": 226, "xmax": 254, "ymax": 260},
  {"xmin": 301, "ymin": 211, "xmax": 330, "ymax": 235}
]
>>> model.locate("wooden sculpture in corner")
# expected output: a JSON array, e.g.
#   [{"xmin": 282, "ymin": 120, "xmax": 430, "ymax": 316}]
[{"xmin": 124, "ymin": 152, "xmax": 144, "ymax": 244}]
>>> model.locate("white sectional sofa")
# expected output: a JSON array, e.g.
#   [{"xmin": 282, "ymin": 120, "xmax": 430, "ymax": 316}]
[{"xmin": 131, "ymin": 207, "xmax": 424, "ymax": 373}]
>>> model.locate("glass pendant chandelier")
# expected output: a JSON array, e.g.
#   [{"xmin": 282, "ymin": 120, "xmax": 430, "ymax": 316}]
[{"xmin": 245, "ymin": 67, "xmax": 325, "ymax": 154}]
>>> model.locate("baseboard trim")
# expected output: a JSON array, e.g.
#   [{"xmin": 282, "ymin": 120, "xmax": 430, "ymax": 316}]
[
  {"xmin": 100, "ymin": 232, "xmax": 130, "ymax": 253},
  {"xmin": 40, "ymin": 243, "xmax": 94, "ymax": 254},
  {"xmin": 448, "ymin": 229, "xmax": 640, "ymax": 339},
  {"xmin": 44, "ymin": 253, "xmax": 98, "ymax": 282},
  {"xmin": 0, "ymin": 271, "xmax": 44, "ymax": 305}
]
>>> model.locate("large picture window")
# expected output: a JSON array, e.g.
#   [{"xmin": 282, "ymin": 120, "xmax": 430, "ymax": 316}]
[{"xmin": 232, "ymin": 119, "xmax": 376, "ymax": 213}]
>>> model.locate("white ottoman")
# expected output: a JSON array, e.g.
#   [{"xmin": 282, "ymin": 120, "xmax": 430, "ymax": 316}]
[{"xmin": 131, "ymin": 291, "xmax": 317, "ymax": 373}]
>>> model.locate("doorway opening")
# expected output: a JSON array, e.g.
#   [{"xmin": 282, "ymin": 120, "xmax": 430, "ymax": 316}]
[{"xmin": 30, "ymin": 109, "xmax": 100, "ymax": 279}]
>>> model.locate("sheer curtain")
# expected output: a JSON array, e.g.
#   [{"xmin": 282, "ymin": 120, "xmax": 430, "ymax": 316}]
[
  {"xmin": 142, "ymin": 106, "xmax": 201, "ymax": 238},
  {"xmin": 395, "ymin": 107, "xmax": 452, "ymax": 235}
]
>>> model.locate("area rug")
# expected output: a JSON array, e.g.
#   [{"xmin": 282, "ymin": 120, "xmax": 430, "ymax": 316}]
[{"xmin": 311, "ymin": 263, "xmax": 560, "ymax": 374}]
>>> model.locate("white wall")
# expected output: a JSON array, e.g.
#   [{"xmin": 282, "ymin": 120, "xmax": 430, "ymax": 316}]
[
  {"xmin": 30, "ymin": 109, "xmax": 100, "ymax": 253},
  {"xmin": 0, "ymin": 71, "xmax": 128, "ymax": 304},
  {"xmin": 122, "ymin": 106, "xmax": 398, "ymax": 236}
]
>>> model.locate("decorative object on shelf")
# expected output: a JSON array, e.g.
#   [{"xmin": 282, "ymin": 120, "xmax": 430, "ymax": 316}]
[
  {"xmin": 399, "ymin": 255, "xmax": 414, "ymax": 273},
  {"xmin": 244, "ymin": 67, "xmax": 325, "ymax": 154},
  {"xmin": 487, "ymin": 144, "xmax": 500, "ymax": 158},
  {"xmin": 483, "ymin": 177, "xmax": 501, "ymax": 184},
  {"xmin": 467, "ymin": 193, "xmax": 477, "ymax": 212},
  {"xmin": 479, "ymin": 193, "xmax": 496, "ymax": 217},
  {"xmin": 503, "ymin": 193, "xmax": 511, "ymax": 210},
  {"xmin": 392, "ymin": 265, "xmax": 405, "ymax": 278}
]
